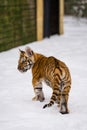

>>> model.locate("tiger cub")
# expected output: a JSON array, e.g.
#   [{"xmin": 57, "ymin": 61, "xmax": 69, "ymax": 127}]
[{"xmin": 17, "ymin": 47, "xmax": 71, "ymax": 114}]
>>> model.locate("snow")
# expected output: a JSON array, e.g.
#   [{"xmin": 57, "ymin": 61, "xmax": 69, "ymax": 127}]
[{"xmin": 0, "ymin": 16, "xmax": 87, "ymax": 130}]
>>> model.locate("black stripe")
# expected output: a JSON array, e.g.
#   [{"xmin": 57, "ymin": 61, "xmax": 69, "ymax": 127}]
[
  {"xmin": 50, "ymin": 100, "xmax": 54, "ymax": 104},
  {"xmin": 51, "ymin": 95, "xmax": 56, "ymax": 100},
  {"xmin": 53, "ymin": 91, "xmax": 58, "ymax": 96},
  {"xmin": 54, "ymin": 87, "xmax": 61, "ymax": 92},
  {"xmin": 54, "ymin": 74, "xmax": 61, "ymax": 83},
  {"xmin": 62, "ymin": 94, "xmax": 69, "ymax": 96},
  {"xmin": 64, "ymin": 81, "xmax": 71, "ymax": 85},
  {"xmin": 58, "ymin": 67, "xmax": 63, "ymax": 75},
  {"xmin": 34, "ymin": 87, "xmax": 42, "ymax": 90}
]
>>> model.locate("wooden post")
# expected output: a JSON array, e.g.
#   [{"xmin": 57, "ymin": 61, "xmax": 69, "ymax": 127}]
[
  {"xmin": 36, "ymin": 0, "xmax": 43, "ymax": 40},
  {"xmin": 59, "ymin": 0, "xmax": 64, "ymax": 34}
]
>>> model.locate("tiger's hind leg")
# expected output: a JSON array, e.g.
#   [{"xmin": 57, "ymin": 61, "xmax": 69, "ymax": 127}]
[
  {"xmin": 60, "ymin": 85, "xmax": 71, "ymax": 114},
  {"xmin": 60, "ymin": 94, "xmax": 69, "ymax": 114}
]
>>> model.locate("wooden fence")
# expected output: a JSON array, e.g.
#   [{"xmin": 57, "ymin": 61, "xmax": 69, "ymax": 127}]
[
  {"xmin": 0, "ymin": 0, "xmax": 64, "ymax": 52},
  {"xmin": 0, "ymin": 0, "xmax": 36, "ymax": 52}
]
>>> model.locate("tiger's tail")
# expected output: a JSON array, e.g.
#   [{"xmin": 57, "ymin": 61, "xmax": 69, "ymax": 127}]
[{"xmin": 43, "ymin": 88, "xmax": 59, "ymax": 108}]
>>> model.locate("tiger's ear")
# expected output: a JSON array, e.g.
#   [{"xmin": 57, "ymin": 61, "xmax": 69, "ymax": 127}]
[
  {"xmin": 19, "ymin": 49, "xmax": 25, "ymax": 54},
  {"xmin": 19, "ymin": 49, "xmax": 22, "ymax": 53},
  {"xmin": 25, "ymin": 46, "xmax": 33, "ymax": 57}
]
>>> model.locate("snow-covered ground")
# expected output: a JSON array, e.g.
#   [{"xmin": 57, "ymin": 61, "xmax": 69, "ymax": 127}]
[{"xmin": 0, "ymin": 16, "xmax": 87, "ymax": 130}]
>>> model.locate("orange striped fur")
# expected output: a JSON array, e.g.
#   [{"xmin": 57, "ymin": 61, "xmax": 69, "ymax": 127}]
[{"xmin": 18, "ymin": 47, "xmax": 71, "ymax": 114}]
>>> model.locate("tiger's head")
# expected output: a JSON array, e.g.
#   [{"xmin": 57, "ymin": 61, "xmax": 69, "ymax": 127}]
[{"xmin": 17, "ymin": 47, "xmax": 34, "ymax": 73}]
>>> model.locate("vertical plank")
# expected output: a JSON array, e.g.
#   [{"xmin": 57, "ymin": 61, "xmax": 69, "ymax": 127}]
[
  {"xmin": 59, "ymin": 0, "xmax": 64, "ymax": 34},
  {"xmin": 36, "ymin": 0, "xmax": 43, "ymax": 40}
]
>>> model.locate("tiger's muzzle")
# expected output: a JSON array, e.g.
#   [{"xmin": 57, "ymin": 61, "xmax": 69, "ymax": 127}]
[{"xmin": 17, "ymin": 59, "xmax": 33, "ymax": 73}]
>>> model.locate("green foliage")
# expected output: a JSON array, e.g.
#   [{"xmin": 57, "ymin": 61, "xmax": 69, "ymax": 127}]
[
  {"xmin": 0, "ymin": 0, "xmax": 36, "ymax": 52},
  {"xmin": 65, "ymin": 0, "xmax": 87, "ymax": 17}
]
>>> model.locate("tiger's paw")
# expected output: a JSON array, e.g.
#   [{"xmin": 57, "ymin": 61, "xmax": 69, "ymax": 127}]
[
  {"xmin": 32, "ymin": 96, "xmax": 38, "ymax": 101},
  {"xmin": 60, "ymin": 110, "xmax": 69, "ymax": 114},
  {"xmin": 60, "ymin": 107, "xmax": 69, "ymax": 114},
  {"xmin": 32, "ymin": 96, "xmax": 45, "ymax": 102}
]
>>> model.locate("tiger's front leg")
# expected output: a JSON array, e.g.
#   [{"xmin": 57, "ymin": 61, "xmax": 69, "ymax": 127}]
[{"xmin": 32, "ymin": 79, "xmax": 45, "ymax": 102}]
